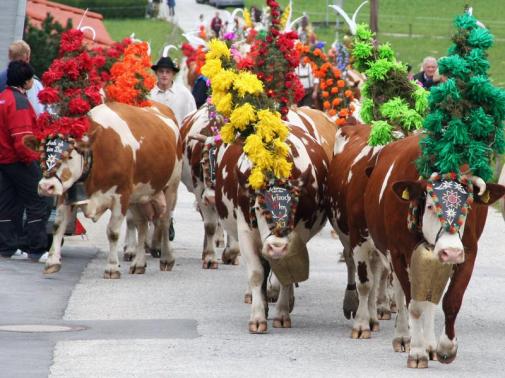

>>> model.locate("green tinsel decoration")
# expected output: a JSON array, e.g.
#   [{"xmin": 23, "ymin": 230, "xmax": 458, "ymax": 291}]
[
  {"xmin": 351, "ymin": 24, "xmax": 429, "ymax": 146},
  {"xmin": 417, "ymin": 11, "xmax": 505, "ymax": 181}
]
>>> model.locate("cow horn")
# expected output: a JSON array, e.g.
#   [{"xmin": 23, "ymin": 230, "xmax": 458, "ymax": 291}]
[
  {"xmin": 189, "ymin": 134, "xmax": 209, "ymax": 143},
  {"xmin": 469, "ymin": 175, "xmax": 486, "ymax": 196}
]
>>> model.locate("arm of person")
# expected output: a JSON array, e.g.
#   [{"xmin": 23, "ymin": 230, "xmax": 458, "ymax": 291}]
[{"xmin": 6, "ymin": 98, "xmax": 39, "ymax": 163}]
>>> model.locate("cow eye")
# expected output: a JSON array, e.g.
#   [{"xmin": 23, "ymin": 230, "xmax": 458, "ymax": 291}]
[{"xmin": 427, "ymin": 204, "xmax": 434, "ymax": 211}]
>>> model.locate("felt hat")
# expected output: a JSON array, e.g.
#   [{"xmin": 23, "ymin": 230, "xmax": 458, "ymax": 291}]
[{"xmin": 151, "ymin": 56, "xmax": 179, "ymax": 73}]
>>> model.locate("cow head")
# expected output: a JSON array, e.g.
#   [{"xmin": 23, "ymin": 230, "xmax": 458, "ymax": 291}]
[
  {"xmin": 394, "ymin": 172, "xmax": 505, "ymax": 264},
  {"xmin": 24, "ymin": 135, "xmax": 91, "ymax": 197},
  {"xmin": 250, "ymin": 180, "xmax": 302, "ymax": 261}
]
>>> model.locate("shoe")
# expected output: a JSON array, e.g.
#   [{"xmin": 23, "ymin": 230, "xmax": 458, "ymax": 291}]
[
  {"xmin": 169, "ymin": 218, "xmax": 175, "ymax": 241},
  {"xmin": 11, "ymin": 250, "xmax": 29, "ymax": 260},
  {"xmin": 38, "ymin": 252, "xmax": 49, "ymax": 264}
]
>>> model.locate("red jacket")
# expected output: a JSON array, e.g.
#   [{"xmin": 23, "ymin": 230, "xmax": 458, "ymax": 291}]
[{"xmin": 0, "ymin": 87, "xmax": 39, "ymax": 164}]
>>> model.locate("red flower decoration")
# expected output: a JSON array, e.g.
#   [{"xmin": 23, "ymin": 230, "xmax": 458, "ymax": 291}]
[
  {"xmin": 68, "ymin": 97, "xmax": 91, "ymax": 115},
  {"xmin": 38, "ymin": 87, "xmax": 60, "ymax": 104}
]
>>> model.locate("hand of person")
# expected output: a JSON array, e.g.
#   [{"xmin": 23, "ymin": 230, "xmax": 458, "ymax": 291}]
[{"xmin": 311, "ymin": 90, "xmax": 318, "ymax": 100}]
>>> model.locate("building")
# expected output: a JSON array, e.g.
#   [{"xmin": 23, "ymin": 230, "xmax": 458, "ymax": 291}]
[{"xmin": 0, "ymin": 0, "xmax": 27, "ymax": 68}]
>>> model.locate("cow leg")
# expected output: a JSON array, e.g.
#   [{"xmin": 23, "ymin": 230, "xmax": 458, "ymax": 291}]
[
  {"xmin": 436, "ymin": 247, "xmax": 477, "ymax": 364},
  {"xmin": 44, "ymin": 199, "xmax": 70, "ymax": 274},
  {"xmin": 392, "ymin": 272, "xmax": 410, "ymax": 353},
  {"xmin": 244, "ymin": 284, "xmax": 252, "ymax": 304},
  {"xmin": 222, "ymin": 233, "xmax": 240, "ymax": 265},
  {"xmin": 273, "ymin": 283, "xmax": 293, "ymax": 328},
  {"xmin": 148, "ymin": 221, "xmax": 161, "ymax": 258},
  {"xmin": 423, "ymin": 302, "xmax": 437, "ymax": 361},
  {"xmin": 267, "ymin": 272, "xmax": 280, "ymax": 303},
  {"xmin": 238, "ymin": 229, "xmax": 267, "ymax": 334},
  {"xmin": 129, "ymin": 205, "xmax": 148, "ymax": 274},
  {"xmin": 159, "ymin": 189, "xmax": 176, "ymax": 271},
  {"xmin": 215, "ymin": 221, "xmax": 225, "ymax": 248},
  {"xmin": 407, "ymin": 300, "xmax": 430, "ymax": 368},
  {"xmin": 351, "ymin": 240, "xmax": 375, "ymax": 339},
  {"xmin": 367, "ymin": 251, "xmax": 383, "ymax": 332},
  {"xmin": 376, "ymin": 262, "xmax": 392, "ymax": 320},
  {"xmin": 200, "ymin": 203, "xmax": 219, "ymax": 269},
  {"xmin": 104, "ymin": 203, "xmax": 124, "ymax": 279},
  {"xmin": 342, "ymin": 241, "xmax": 358, "ymax": 320},
  {"xmin": 123, "ymin": 210, "xmax": 136, "ymax": 262}
]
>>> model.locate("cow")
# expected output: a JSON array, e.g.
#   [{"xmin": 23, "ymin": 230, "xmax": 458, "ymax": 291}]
[
  {"xmin": 25, "ymin": 101, "xmax": 182, "ymax": 278},
  {"xmin": 330, "ymin": 131, "xmax": 505, "ymax": 368},
  {"xmin": 326, "ymin": 123, "xmax": 391, "ymax": 337},
  {"xmin": 215, "ymin": 124, "xmax": 329, "ymax": 333}
]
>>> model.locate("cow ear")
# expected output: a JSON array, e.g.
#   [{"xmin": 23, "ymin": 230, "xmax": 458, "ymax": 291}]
[
  {"xmin": 474, "ymin": 183, "xmax": 505, "ymax": 206},
  {"xmin": 23, "ymin": 135, "xmax": 40, "ymax": 152},
  {"xmin": 392, "ymin": 180, "xmax": 425, "ymax": 202}
]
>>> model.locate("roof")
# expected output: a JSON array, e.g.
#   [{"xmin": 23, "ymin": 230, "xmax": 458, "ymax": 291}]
[{"xmin": 26, "ymin": 0, "xmax": 114, "ymax": 47}]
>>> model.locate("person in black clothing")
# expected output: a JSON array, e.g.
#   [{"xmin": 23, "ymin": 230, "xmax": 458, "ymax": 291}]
[
  {"xmin": 413, "ymin": 56, "xmax": 438, "ymax": 91},
  {"xmin": 192, "ymin": 75, "xmax": 208, "ymax": 109}
]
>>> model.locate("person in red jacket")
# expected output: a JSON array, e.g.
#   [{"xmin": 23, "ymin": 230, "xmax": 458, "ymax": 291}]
[{"xmin": 0, "ymin": 61, "xmax": 51, "ymax": 261}]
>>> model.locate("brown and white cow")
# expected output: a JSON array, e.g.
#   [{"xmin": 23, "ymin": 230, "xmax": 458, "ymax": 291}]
[
  {"xmin": 330, "ymin": 130, "xmax": 505, "ymax": 368},
  {"xmin": 215, "ymin": 125, "xmax": 329, "ymax": 333},
  {"xmin": 326, "ymin": 124, "xmax": 390, "ymax": 335},
  {"xmin": 26, "ymin": 101, "xmax": 182, "ymax": 278}
]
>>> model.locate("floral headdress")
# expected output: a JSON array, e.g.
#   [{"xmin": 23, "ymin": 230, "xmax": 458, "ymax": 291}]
[{"xmin": 201, "ymin": 39, "xmax": 292, "ymax": 190}]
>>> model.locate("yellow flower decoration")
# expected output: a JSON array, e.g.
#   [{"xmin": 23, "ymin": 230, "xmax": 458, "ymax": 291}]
[
  {"xmin": 279, "ymin": 4, "xmax": 291, "ymax": 30},
  {"xmin": 215, "ymin": 93, "xmax": 233, "ymax": 116},
  {"xmin": 220, "ymin": 123, "xmax": 237, "ymax": 144},
  {"xmin": 212, "ymin": 69, "xmax": 237, "ymax": 93},
  {"xmin": 233, "ymin": 71, "xmax": 264, "ymax": 97},
  {"xmin": 206, "ymin": 39, "xmax": 231, "ymax": 60},
  {"xmin": 230, "ymin": 103, "xmax": 256, "ymax": 131},
  {"xmin": 272, "ymin": 158, "xmax": 292, "ymax": 179},
  {"xmin": 273, "ymin": 138, "xmax": 290, "ymax": 158},
  {"xmin": 255, "ymin": 121, "xmax": 276, "ymax": 143},
  {"xmin": 201, "ymin": 58, "xmax": 222, "ymax": 80},
  {"xmin": 248, "ymin": 166, "xmax": 266, "ymax": 190},
  {"xmin": 243, "ymin": 9, "xmax": 253, "ymax": 29}
]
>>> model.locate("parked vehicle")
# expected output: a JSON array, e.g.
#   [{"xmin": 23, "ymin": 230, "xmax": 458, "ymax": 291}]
[
  {"xmin": 45, "ymin": 198, "xmax": 85, "ymax": 249},
  {"xmin": 208, "ymin": 0, "xmax": 244, "ymax": 8}
]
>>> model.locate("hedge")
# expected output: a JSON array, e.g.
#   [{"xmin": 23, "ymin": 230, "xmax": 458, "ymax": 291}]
[{"xmin": 56, "ymin": 0, "xmax": 149, "ymax": 19}]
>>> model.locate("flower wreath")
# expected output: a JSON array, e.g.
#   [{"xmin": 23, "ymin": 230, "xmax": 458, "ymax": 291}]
[
  {"xmin": 249, "ymin": 179, "xmax": 301, "ymax": 237},
  {"xmin": 407, "ymin": 172, "xmax": 474, "ymax": 235}
]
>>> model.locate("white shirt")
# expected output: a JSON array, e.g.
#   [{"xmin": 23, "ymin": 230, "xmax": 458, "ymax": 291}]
[
  {"xmin": 27, "ymin": 77, "xmax": 45, "ymax": 116},
  {"xmin": 149, "ymin": 83, "xmax": 196, "ymax": 127},
  {"xmin": 295, "ymin": 63, "xmax": 318, "ymax": 90}
]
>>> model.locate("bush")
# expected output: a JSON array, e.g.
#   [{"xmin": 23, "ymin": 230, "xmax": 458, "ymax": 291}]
[
  {"xmin": 57, "ymin": 0, "xmax": 148, "ymax": 19},
  {"xmin": 24, "ymin": 14, "xmax": 73, "ymax": 76}
]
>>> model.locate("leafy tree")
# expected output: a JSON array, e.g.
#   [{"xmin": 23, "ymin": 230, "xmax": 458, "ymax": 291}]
[{"xmin": 24, "ymin": 14, "xmax": 73, "ymax": 76}]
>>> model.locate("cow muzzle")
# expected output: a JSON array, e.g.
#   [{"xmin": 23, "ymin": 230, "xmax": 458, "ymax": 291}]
[
  {"xmin": 438, "ymin": 247, "xmax": 465, "ymax": 264},
  {"xmin": 38, "ymin": 179, "xmax": 62, "ymax": 196},
  {"xmin": 265, "ymin": 239, "xmax": 289, "ymax": 260}
]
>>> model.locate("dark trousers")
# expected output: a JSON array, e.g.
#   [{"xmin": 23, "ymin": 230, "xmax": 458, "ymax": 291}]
[{"xmin": 0, "ymin": 162, "xmax": 51, "ymax": 256}]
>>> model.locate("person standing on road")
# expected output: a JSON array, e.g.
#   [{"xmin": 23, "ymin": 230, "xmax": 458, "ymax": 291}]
[
  {"xmin": 167, "ymin": 0, "xmax": 175, "ymax": 17},
  {"xmin": 211, "ymin": 12, "xmax": 223, "ymax": 38},
  {"xmin": 149, "ymin": 56, "xmax": 196, "ymax": 240},
  {"xmin": 0, "ymin": 61, "xmax": 51, "ymax": 262}
]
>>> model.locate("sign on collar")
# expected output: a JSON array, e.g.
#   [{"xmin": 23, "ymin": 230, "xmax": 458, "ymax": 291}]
[{"xmin": 43, "ymin": 137, "xmax": 73, "ymax": 173}]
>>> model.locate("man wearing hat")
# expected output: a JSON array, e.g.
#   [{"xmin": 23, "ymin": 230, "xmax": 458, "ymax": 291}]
[
  {"xmin": 150, "ymin": 56, "xmax": 196, "ymax": 128},
  {"xmin": 150, "ymin": 56, "xmax": 196, "ymax": 241}
]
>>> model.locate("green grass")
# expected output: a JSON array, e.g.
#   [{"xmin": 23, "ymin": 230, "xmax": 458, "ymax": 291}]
[
  {"xmin": 104, "ymin": 19, "xmax": 184, "ymax": 61},
  {"xmin": 245, "ymin": 0, "xmax": 505, "ymax": 86}
]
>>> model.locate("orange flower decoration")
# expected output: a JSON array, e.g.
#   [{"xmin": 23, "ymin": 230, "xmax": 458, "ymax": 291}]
[
  {"xmin": 331, "ymin": 87, "xmax": 339, "ymax": 94},
  {"xmin": 328, "ymin": 109, "xmax": 337, "ymax": 116},
  {"xmin": 326, "ymin": 79, "xmax": 334, "ymax": 86},
  {"xmin": 332, "ymin": 98, "xmax": 341, "ymax": 106},
  {"xmin": 336, "ymin": 118, "xmax": 346, "ymax": 126},
  {"xmin": 322, "ymin": 91, "xmax": 329, "ymax": 98},
  {"xmin": 337, "ymin": 80, "xmax": 345, "ymax": 88},
  {"xmin": 344, "ymin": 89, "xmax": 353, "ymax": 98},
  {"xmin": 323, "ymin": 101, "xmax": 331, "ymax": 109}
]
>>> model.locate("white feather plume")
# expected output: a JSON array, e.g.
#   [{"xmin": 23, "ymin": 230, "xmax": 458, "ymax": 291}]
[{"xmin": 329, "ymin": 0, "xmax": 368, "ymax": 35}]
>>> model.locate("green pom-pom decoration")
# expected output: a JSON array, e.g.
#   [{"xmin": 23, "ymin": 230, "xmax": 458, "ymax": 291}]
[
  {"xmin": 369, "ymin": 121, "xmax": 393, "ymax": 146},
  {"xmin": 360, "ymin": 98, "xmax": 374, "ymax": 124},
  {"xmin": 468, "ymin": 27, "xmax": 494, "ymax": 49},
  {"xmin": 417, "ymin": 11, "xmax": 505, "ymax": 182},
  {"xmin": 401, "ymin": 109, "xmax": 424, "ymax": 131},
  {"xmin": 353, "ymin": 41, "xmax": 373, "ymax": 60},
  {"xmin": 412, "ymin": 85, "xmax": 429, "ymax": 114},
  {"xmin": 366, "ymin": 59, "xmax": 394, "ymax": 80},
  {"xmin": 356, "ymin": 24, "xmax": 373, "ymax": 41},
  {"xmin": 380, "ymin": 97, "xmax": 409, "ymax": 120},
  {"xmin": 378, "ymin": 43, "xmax": 394, "ymax": 60}
]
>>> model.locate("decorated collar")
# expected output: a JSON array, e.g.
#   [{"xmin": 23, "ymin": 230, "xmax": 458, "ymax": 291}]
[
  {"xmin": 249, "ymin": 179, "xmax": 301, "ymax": 237},
  {"xmin": 408, "ymin": 172, "xmax": 474, "ymax": 235}
]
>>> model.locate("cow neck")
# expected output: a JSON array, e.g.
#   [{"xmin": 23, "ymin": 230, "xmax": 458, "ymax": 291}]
[
  {"xmin": 74, "ymin": 143, "xmax": 93, "ymax": 183},
  {"xmin": 200, "ymin": 105, "xmax": 223, "ymax": 190},
  {"xmin": 249, "ymin": 179, "xmax": 301, "ymax": 237}
]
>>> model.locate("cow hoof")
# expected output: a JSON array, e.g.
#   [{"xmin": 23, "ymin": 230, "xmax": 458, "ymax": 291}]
[
  {"xmin": 436, "ymin": 336, "xmax": 458, "ymax": 364},
  {"xmin": 123, "ymin": 253, "xmax": 134, "ymax": 262},
  {"xmin": 370, "ymin": 320, "xmax": 380, "ymax": 332},
  {"xmin": 222, "ymin": 249, "xmax": 239, "ymax": 265},
  {"xmin": 351, "ymin": 328, "xmax": 371, "ymax": 339},
  {"xmin": 428, "ymin": 350, "xmax": 438, "ymax": 361},
  {"xmin": 392, "ymin": 336, "xmax": 411, "ymax": 352},
  {"xmin": 202, "ymin": 260, "xmax": 218, "ymax": 269},
  {"xmin": 343, "ymin": 289, "xmax": 358, "ymax": 319},
  {"xmin": 377, "ymin": 308, "xmax": 391, "ymax": 320},
  {"xmin": 248, "ymin": 320, "xmax": 268, "ymax": 334},
  {"xmin": 436, "ymin": 349, "xmax": 457, "ymax": 364},
  {"xmin": 150, "ymin": 249, "xmax": 161, "ymax": 258},
  {"xmin": 160, "ymin": 260, "xmax": 175, "ymax": 271},
  {"xmin": 407, "ymin": 355, "xmax": 429, "ymax": 369},
  {"xmin": 272, "ymin": 316, "xmax": 291, "ymax": 328},
  {"xmin": 129, "ymin": 265, "xmax": 146, "ymax": 274},
  {"xmin": 244, "ymin": 293, "xmax": 252, "ymax": 304},
  {"xmin": 44, "ymin": 264, "xmax": 61, "ymax": 274},
  {"xmin": 103, "ymin": 270, "xmax": 121, "ymax": 279}
]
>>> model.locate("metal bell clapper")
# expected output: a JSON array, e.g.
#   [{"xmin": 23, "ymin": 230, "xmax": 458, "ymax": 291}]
[{"xmin": 65, "ymin": 182, "xmax": 89, "ymax": 205}]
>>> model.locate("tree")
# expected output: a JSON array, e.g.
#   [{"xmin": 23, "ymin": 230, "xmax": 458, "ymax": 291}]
[{"xmin": 24, "ymin": 14, "xmax": 73, "ymax": 76}]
